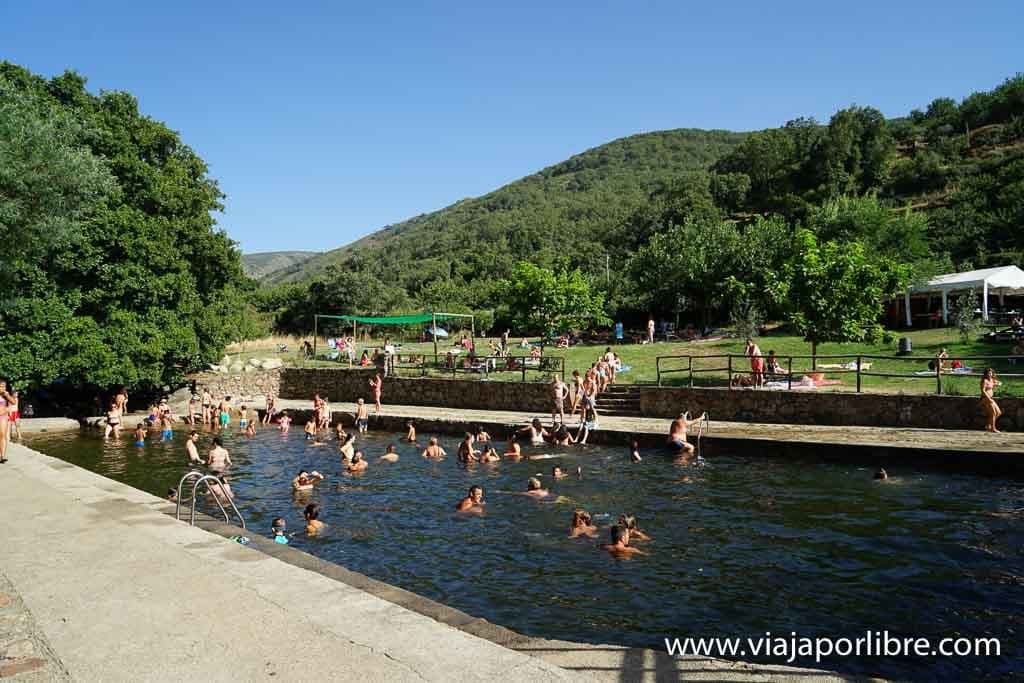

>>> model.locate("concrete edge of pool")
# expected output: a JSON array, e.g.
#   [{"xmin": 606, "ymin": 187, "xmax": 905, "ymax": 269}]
[{"xmin": 4, "ymin": 433, "xmax": 859, "ymax": 682}]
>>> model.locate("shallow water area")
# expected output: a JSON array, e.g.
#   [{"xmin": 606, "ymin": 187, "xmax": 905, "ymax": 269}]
[{"xmin": 28, "ymin": 423, "xmax": 1024, "ymax": 680}]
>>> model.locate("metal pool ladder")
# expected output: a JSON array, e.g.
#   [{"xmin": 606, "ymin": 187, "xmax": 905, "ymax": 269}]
[{"xmin": 175, "ymin": 470, "xmax": 246, "ymax": 529}]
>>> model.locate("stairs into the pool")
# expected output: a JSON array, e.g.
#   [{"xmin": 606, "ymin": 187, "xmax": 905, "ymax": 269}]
[{"xmin": 595, "ymin": 384, "xmax": 642, "ymax": 417}]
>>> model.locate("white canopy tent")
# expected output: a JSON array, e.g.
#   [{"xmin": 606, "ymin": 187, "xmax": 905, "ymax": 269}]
[{"xmin": 905, "ymin": 265, "xmax": 1024, "ymax": 326}]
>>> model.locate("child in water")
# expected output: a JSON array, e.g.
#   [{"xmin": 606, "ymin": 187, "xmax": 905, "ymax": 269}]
[
  {"xmin": 304, "ymin": 419, "xmax": 316, "ymax": 440},
  {"xmin": 160, "ymin": 417, "xmax": 173, "ymax": 441},
  {"xmin": 134, "ymin": 423, "xmax": 147, "ymax": 447},
  {"xmin": 630, "ymin": 440, "xmax": 642, "ymax": 462},
  {"xmin": 239, "ymin": 405, "xmax": 249, "ymax": 429},
  {"xmin": 272, "ymin": 518, "xmax": 289, "ymax": 544}
]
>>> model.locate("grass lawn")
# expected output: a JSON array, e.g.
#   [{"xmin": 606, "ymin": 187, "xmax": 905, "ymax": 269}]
[{"xmin": 223, "ymin": 328, "xmax": 1023, "ymax": 397}]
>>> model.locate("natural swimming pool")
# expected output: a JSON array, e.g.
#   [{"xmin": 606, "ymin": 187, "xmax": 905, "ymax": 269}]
[{"xmin": 28, "ymin": 425, "xmax": 1024, "ymax": 680}]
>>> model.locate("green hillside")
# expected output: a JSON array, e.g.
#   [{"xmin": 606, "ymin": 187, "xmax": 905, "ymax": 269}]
[
  {"xmin": 242, "ymin": 251, "xmax": 318, "ymax": 280},
  {"xmin": 260, "ymin": 128, "xmax": 747, "ymax": 287}
]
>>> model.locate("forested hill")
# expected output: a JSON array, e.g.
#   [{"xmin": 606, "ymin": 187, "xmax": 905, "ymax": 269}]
[
  {"xmin": 259, "ymin": 128, "xmax": 747, "ymax": 287},
  {"xmin": 242, "ymin": 251, "xmax": 318, "ymax": 280}
]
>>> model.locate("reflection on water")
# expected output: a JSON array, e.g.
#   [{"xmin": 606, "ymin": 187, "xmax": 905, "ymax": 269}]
[{"xmin": 29, "ymin": 425, "xmax": 1024, "ymax": 679}]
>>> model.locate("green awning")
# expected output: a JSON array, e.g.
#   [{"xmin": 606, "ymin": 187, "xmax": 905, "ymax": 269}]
[{"xmin": 316, "ymin": 312, "xmax": 472, "ymax": 325}]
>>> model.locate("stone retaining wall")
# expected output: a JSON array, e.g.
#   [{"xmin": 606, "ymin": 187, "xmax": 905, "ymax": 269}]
[
  {"xmin": 280, "ymin": 368, "xmax": 551, "ymax": 413},
  {"xmin": 281, "ymin": 368, "xmax": 1022, "ymax": 430},
  {"xmin": 187, "ymin": 369, "xmax": 281, "ymax": 402},
  {"xmin": 640, "ymin": 386, "xmax": 1023, "ymax": 431}
]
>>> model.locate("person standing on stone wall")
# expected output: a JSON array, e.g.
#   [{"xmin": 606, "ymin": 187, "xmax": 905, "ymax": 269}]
[{"xmin": 369, "ymin": 374, "xmax": 384, "ymax": 414}]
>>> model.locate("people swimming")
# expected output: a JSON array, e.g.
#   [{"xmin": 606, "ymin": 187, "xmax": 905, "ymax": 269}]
[
  {"xmin": 601, "ymin": 524, "xmax": 646, "ymax": 559},
  {"xmin": 208, "ymin": 474, "xmax": 234, "ymax": 504},
  {"xmin": 569, "ymin": 509, "xmax": 598, "ymax": 538},
  {"xmin": 519, "ymin": 418, "xmax": 548, "ymax": 446},
  {"xmin": 874, "ymin": 467, "xmax": 889, "ymax": 481},
  {"xmin": 133, "ymin": 423, "xmax": 146, "ymax": 447},
  {"xmin": 474, "ymin": 426, "xmax": 491, "ymax": 444},
  {"xmin": 618, "ymin": 514, "xmax": 651, "ymax": 542},
  {"xmin": 380, "ymin": 444, "xmax": 400, "ymax": 462},
  {"xmin": 551, "ymin": 466, "xmax": 568, "ymax": 480},
  {"xmin": 630, "ymin": 440, "xmax": 642, "ymax": 462},
  {"xmin": 186, "ymin": 431, "xmax": 204, "ymax": 464},
  {"xmin": 504, "ymin": 436, "xmax": 522, "ymax": 460},
  {"xmin": 304, "ymin": 419, "xmax": 317, "ymax": 441},
  {"xmin": 272, "ymin": 517, "xmax": 289, "ymax": 544},
  {"xmin": 339, "ymin": 432, "xmax": 356, "ymax": 462},
  {"xmin": 520, "ymin": 477, "xmax": 549, "ymax": 499},
  {"xmin": 347, "ymin": 451, "xmax": 368, "ymax": 473},
  {"xmin": 667, "ymin": 411, "xmax": 706, "ymax": 455},
  {"xmin": 405, "ymin": 421, "xmax": 416, "ymax": 443},
  {"xmin": 160, "ymin": 417, "xmax": 173, "ymax": 441},
  {"xmin": 304, "ymin": 503, "xmax": 325, "ymax": 535},
  {"xmin": 457, "ymin": 433, "xmax": 478, "ymax": 463},
  {"xmin": 479, "ymin": 447, "xmax": 500, "ymax": 463},
  {"xmin": 278, "ymin": 411, "xmax": 292, "ymax": 433},
  {"xmin": 421, "ymin": 437, "xmax": 446, "ymax": 459},
  {"xmin": 207, "ymin": 436, "xmax": 231, "ymax": 474},
  {"xmin": 456, "ymin": 485, "xmax": 485, "ymax": 512},
  {"xmin": 291, "ymin": 469, "xmax": 325, "ymax": 492}
]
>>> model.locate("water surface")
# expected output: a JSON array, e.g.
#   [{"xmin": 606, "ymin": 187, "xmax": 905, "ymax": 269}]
[{"xmin": 29, "ymin": 426, "xmax": 1024, "ymax": 680}]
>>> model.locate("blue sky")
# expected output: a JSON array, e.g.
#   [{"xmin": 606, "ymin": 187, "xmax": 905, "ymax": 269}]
[{"xmin": 2, "ymin": 1, "xmax": 1019, "ymax": 253}]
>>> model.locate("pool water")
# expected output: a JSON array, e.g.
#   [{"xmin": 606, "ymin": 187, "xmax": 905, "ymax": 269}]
[{"xmin": 29, "ymin": 425, "xmax": 1024, "ymax": 680}]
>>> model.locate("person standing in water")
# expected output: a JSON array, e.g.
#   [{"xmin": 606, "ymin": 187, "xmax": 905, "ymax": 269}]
[
  {"xmin": 369, "ymin": 374, "xmax": 384, "ymax": 415},
  {"xmin": 601, "ymin": 525, "xmax": 646, "ymax": 559},
  {"xmin": 185, "ymin": 431, "xmax": 204, "ymax": 464},
  {"xmin": 201, "ymin": 387, "xmax": 213, "ymax": 425},
  {"xmin": 980, "ymin": 367, "xmax": 1002, "ymax": 432},
  {"xmin": 305, "ymin": 503, "xmax": 326, "ymax": 535},
  {"xmin": 421, "ymin": 437, "xmax": 446, "ymax": 459},
  {"xmin": 103, "ymin": 400, "xmax": 122, "ymax": 440},
  {"xmin": 207, "ymin": 436, "xmax": 231, "ymax": 474}
]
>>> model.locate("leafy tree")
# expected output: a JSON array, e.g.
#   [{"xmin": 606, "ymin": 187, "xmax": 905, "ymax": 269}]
[
  {"xmin": 0, "ymin": 64, "xmax": 249, "ymax": 392},
  {"xmin": 816, "ymin": 106, "xmax": 894, "ymax": 198},
  {"xmin": 497, "ymin": 262, "xmax": 609, "ymax": 336},
  {"xmin": 768, "ymin": 230, "xmax": 911, "ymax": 357},
  {"xmin": 950, "ymin": 289, "xmax": 981, "ymax": 343}
]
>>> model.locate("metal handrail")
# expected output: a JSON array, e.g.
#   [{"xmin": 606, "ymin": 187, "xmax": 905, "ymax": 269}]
[
  {"xmin": 656, "ymin": 353, "xmax": 1024, "ymax": 394},
  {"xmin": 175, "ymin": 470, "xmax": 245, "ymax": 529}
]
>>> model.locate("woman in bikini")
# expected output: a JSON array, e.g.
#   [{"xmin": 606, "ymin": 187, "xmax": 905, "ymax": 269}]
[
  {"xmin": 980, "ymin": 367, "xmax": 1002, "ymax": 432},
  {"xmin": 0, "ymin": 380, "xmax": 14, "ymax": 463}
]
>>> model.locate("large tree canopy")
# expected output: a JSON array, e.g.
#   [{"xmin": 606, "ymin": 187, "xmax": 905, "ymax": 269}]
[{"xmin": 0, "ymin": 63, "xmax": 251, "ymax": 392}]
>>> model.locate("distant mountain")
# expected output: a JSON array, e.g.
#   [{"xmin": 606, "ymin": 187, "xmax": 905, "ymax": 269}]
[
  {"xmin": 258, "ymin": 128, "xmax": 747, "ymax": 287},
  {"xmin": 242, "ymin": 251, "xmax": 319, "ymax": 280}
]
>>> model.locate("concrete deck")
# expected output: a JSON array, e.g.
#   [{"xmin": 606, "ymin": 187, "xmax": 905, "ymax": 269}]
[
  {"xmin": 1, "ymin": 441, "xmax": 848, "ymax": 682},
  {"xmin": 272, "ymin": 400, "xmax": 1024, "ymax": 469}
]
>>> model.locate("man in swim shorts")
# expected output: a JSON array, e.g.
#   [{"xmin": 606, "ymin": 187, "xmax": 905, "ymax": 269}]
[
  {"xmin": 207, "ymin": 436, "xmax": 232, "ymax": 474},
  {"xmin": 667, "ymin": 411, "xmax": 706, "ymax": 455},
  {"xmin": 456, "ymin": 485, "xmax": 484, "ymax": 512}
]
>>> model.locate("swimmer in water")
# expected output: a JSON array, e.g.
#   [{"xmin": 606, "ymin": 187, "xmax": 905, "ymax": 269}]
[
  {"xmin": 504, "ymin": 437, "xmax": 522, "ymax": 461},
  {"xmin": 618, "ymin": 514, "xmax": 651, "ymax": 541},
  {"xmin": 160, "ymin": 417, "xmax": 173, "ymax": 441},
  {"xmin": 456, "ymin": 485, "xmax": 484, "ymax": 512},
  {"xmin": 133, "ymin": 423, "xmax": 146, "ymax": 447},
  {"xmin": 551, "ymin": 423, "xmax": 576, "ymax": 446},
  {"xmin": 479, "ymin": 447, "xmax": 500, "ymax": 463},
  {"xmin": 457, "ymin": 433, "xmax": 479, "ymax": 463},
  {"xmin": 103, "ymin": 400, "xmax": 122, "ymax": 440},
  {"xmin": 601, "ymin": 524, "xmax": 646, "ymax": 559},
  {"xmin": 380, "ymin": 444, "xmax": 400, "ymax": 462},
  {"xmin": 874, "ymin": 467, "xmax": 888, "ymax": 481},
  {"xmin": 568, "ymin": 509, "xmax": 598, "ymax": 539},
  {"xmin": 630, "ymin": 440, "xmax": 642, "ymax": 462},
  {"xmin": 207, "ymin": 475, "xmax": 234, "ymax": 504},
  {"xmin": 207, "ymin": 437, "xmax": 232, "ymax": 474},
  {"xmin": 185, "ymin": 431, "xmax": 204, "ymax": 464},
  {"xmin": 245, "ymin": 420, "xmax": 257, "ymax": 436},
  {"xmin": 278, "ymin": 412, "xmax": 292, "ymax": 433},
  {"xmin": 347, "ymin": 450, "xmax": 368, "ymax": 473},
  {"xmin": 304, "ymin": 503, "xmax": 325, "ymax": 535},
  {"xmin": 520, "ymin": 477, "xmax": 549, "ymax": 499},
  {"xmin": 334, "ymin": 422, "xmax": 347, "ymax": 442},
  {"xmin": 519, "ymin": 418, "xmax": 549, "ymax": 446},
  {"xmin": 304, "ymin": 419, "xmax": 316, "ymax": 441},
  {"xmin": 238, "ymin": 405, "xmax": 249, "ymax": 429},
  {"xmin": 475, "ymin": 426, "xmax": 491, "ymax": 444},
  {"xmin": 551, "ymin": 466, "xmax": 568, "ymax": 480},
  {"xmin": 339, "ymin": 432, "xmax": 356, "ymax": 462},
  {"xmin": 405, "ymin": 421, "xmax": 416, "ymax": 443},
  {"xmin": 291, "ymin": 469, "xmax": 325, "ymax": 492},
  {"xmin": 272, "ymin": 517, "xmax": 289, "ymax": 544},
  {"xmin": 667, "ymin": 411, "xmax": 706, "ymax": 455},
  {"xmin": 421, "ymin": 437, "xmax": 446, "ymax": 459}
]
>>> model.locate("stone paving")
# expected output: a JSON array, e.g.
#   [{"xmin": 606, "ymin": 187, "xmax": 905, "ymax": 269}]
[
  {"xmin": 274, "ymin": 399, "xmax": 1024, "ymax": 456},
  {"xmin": 0, "ymin": 572, "xmax": 68, "ymax": 682}
]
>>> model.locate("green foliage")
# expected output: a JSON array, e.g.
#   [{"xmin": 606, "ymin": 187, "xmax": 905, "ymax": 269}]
[
  {"xmin": 950, "ymin": 290, "xmax": 981, "ymax": 343},
  {"xmin": 769, "ymin": 230, "xmax": 911, "ymax": 354},
  {"xmin": 0, "ymin": 63, "xmax": 249, "ymax": 392},
  {"xmin": 497, "ymin": 262, "xmax": 609, "ymax": 335}
]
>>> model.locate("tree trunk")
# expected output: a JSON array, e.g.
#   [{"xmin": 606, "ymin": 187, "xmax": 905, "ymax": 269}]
[{"xmin": 811, "ymin": 341, "xmax": 817, "ymax": 370}]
